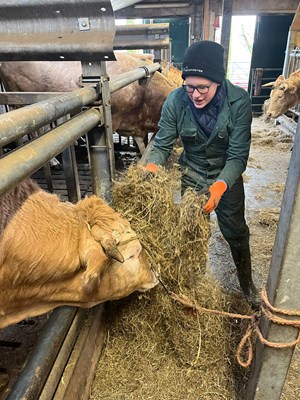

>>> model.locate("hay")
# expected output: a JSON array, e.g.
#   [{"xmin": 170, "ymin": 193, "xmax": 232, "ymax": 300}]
[
  {"xmin": 258, "ymin": 208, "xmax": 280, "ymax": 229},
  {"xmin": 251, "ymin": 116, "xmax": 293, "ymax": 151},
  {"xmin": 90, "ymin": 166, "xmax": 251, "ymax": 400}
]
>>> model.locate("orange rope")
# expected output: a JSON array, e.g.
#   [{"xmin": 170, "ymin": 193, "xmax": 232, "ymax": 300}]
[
  {"xmin": 170, "ymin": 288, "xmax": 300, "ymax": 368},
  {"xmin": 261, "ymin": 287, "xmax": 300, "ymax": 317},
  {"xmin": 170, "ymin": 293, "xmax": 254, "ymax": 320}
]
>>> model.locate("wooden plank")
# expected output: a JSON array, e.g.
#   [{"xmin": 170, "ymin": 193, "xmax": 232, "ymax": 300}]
[
  {"xmin": 53, "ymin": 305, "xmax": 106, "ymax": 400},
  {"xmin": 221, "ymin": 0, "xmax": 233, "ymax": 73}
]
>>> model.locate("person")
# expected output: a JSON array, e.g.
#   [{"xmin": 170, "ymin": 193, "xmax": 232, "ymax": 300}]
[{"xmin": 145, "ymin": 40, "xmax": 259, "ymax": 310}]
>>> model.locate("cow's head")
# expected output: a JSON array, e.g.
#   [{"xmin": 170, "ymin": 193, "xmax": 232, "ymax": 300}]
[
  {"xmin": 91, "ymin": 228, "xmax": 159, "ymax": 302},
  {"xmin": 263, "ymin": 75, "xmax": 298, "ymax": 119},
  {"xmin": 0, "ymin": 189, "xmax": 159, "ymax": 329}
]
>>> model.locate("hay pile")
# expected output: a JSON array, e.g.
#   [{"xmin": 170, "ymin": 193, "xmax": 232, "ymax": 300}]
[
  {"xmin": 90, "ymin": 166, "xmax": 251, "ymax": 400},
  {"xmin": 251, "ymin": 116, "xmax": 293, "ymax": 150}
]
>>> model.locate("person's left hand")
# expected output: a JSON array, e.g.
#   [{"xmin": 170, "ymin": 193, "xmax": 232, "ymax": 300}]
[{"xmin": 203, "ymin": 181, "xmax": 227, "ymax": 213}]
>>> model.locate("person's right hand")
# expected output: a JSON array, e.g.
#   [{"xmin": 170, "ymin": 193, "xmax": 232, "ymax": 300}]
[{"xmin": 144, "ymin": 163, "xmax": 159, "ymax": 173}]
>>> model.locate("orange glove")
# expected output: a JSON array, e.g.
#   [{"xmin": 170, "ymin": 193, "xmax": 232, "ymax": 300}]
[
  {"xmin": 145, "ymin": 163, "xmax": 159, "ymax": 173},
  {"xmin": 203, "ymin": 180, "xmax": 227, "ymax": 213}
]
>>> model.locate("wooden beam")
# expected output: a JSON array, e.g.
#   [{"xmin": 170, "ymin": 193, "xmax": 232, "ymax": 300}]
[
  {"xmin": 220, "ymin": 0, "xmax": 232, "ymax": 74},
  {"xmin": 203, "ymin": 0, "xmax": 210, "ymax": 40},
  {"xmin": 53, "ymin": 305, "xmax": 107, "ymax": 400},
  {"xmin": 190, "ymin": 1, "xmax": 203, "ymax": 43}
]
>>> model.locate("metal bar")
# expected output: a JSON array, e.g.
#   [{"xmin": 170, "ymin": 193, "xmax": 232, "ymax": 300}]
[
  {"xmin": 0, "ymin": 0, "xmax": 115, "ymax": 62},
  {"xmin": 82, "ymin": 62, "xmax": 112, "ymax": 202},
  {"xmin": 114, "ymin": 38, "xmax": 169, "ymax": 50},
  {"xmin": 62, "ymin": 144, "xmax": 82, "ymax": 202},
  {"xmin": 114, "ymin": 23, "xmax": 170, "ymax": 50},
  {"xmin": 247, "ymin": 119, "xmax": 300, "ymax": 399},
  {"xmin": 116, "ymin": 23, "xmax": 169, "ymax": 34},
  {"xmin": 0, "ymin": 87, "xmax": 98, "ymax": 147},
  {"xmin": 100, "ymin": 62, "xmax": 116, "ymax": 182},
  {"xmin": 276, "ymin": 115, "xmax": 297, "ymax": 136},
  {"xmin": 6, "ymin": 307, "xmax": 77, "ymax": 400},
  {"xmin": 38, "ymin": 308, "xmax": 87, "ymax": 400},
  {"xmin": 0, "ymin": 64, "xmax": 161, "ymax": 110},
  {"xmin": 57, "ymin": 115, "xmax": 82, "ymax": 203},
  {"xmin": 109, "ymin": 62, "xmax": 161, "ymax": 93},
  {"xmin": 0, "ymin": 107, "xmax": 101, "ymax": 196},
  {"xmin": 0, "ymin": 92, "xmax": 64, "ymax": 105},
  {"xmin": 88, "ymin": 127, "xmax": 111, "ymax": 202}
]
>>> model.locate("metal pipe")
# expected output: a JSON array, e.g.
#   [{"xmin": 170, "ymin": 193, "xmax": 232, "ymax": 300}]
[
  {"xmin": 116, "ymin": 23, "xmax": 169, "ymax": 34},
  {"xmin": 38, "ymin": 309, "xmax": 87, "ymax": 400},
  {"xmin": 0, "ymin": 63, "xmax": 161, "ymax": 148},
  {"xmin": 109, "ymin": 62, "xmax": 161, "ymax": 93},
  {"xmin": 88, "ymin": 126, "xmax": 111, "ymax": 202},
  {"xmin": 0, "ymin": 108, "xmax": 101, "ymax": 197},
  {"xmin": 0, "ymin": 86, "xmax": 98, "ymax": 147},
  {"xmin": 6, "ymin": 307, "xmax": 77, "ymax": 400},
  {"xmin": 114, "ymin": 38, "xmax": 169, "ymax": 50}
]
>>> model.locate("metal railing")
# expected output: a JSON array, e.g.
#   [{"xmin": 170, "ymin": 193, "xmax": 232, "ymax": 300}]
[
  {"xmin": 249, "ymin": 67, "xmax": 282, "ymax": 115},
  {"xmin": 0, "ymin": 60, "xmax": 161, "ymax": 400}
]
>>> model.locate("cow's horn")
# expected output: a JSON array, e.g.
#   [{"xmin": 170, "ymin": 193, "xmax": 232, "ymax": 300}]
[
  {"xmin": 100, "ymin": 240, "xmax": 124, "ymax": 263},
  {"xmin": 262, "ymin": 81, "xmax": 276, "ymax": 87}
]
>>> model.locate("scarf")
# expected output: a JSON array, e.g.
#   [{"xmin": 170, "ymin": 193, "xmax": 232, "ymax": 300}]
[{"xmin": 189, "ymin": 81, "xmax": 227, "ymax": 138}]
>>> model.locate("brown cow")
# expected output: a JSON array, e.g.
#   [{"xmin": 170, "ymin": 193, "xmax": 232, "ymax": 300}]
[
  {"xmin": 160, "ymin": 60, "xmax": 183, "ymax": 88},
  {"xmin": 263, "ymin": 69, "xmax": 300, "ymax": 118},
  {"xmin": 0, "ymin": 53, "xmax": 178, "ymax": 154},
  {"xmin": 0, "ymin": 179, "xmax": 158, "ymax": 329}
]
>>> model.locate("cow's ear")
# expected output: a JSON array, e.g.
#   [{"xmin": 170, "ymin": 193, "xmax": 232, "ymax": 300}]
[
  {"xmin": 289, "ymin": 84, "xmax": 298, "ymax": 94},
  {"xmin": 274, "ymin": 75, "xmax": 285, "ymax": 85}
]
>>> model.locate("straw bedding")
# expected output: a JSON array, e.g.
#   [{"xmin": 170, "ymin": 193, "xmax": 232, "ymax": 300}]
[{"xmin": 90, "ymin": 165, "xmax": 251, "ymax": 400}]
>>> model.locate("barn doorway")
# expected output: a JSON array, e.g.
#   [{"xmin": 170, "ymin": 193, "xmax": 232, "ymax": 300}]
[
  {"xmin": 248, "ymin": 14, "xmax": 294, "ymax": 114},
  {"xmin": 227, "ymin": 15, "xmax": 256, "ymax": 90}
]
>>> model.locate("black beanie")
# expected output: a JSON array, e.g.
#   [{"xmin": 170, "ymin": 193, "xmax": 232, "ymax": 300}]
[{"xmin": 182, "ymin": 40, "xmax": 225, "ymax": 83}]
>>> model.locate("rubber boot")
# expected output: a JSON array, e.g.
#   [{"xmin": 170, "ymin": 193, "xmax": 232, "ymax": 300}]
[{"xmin": 229, "ymin": 244, "xmax": 260, "ymax": 311}]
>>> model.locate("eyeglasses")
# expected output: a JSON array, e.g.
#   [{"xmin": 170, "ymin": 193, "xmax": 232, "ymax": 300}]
[{"xmin": 182, "ymin": 81, "xmax": 213, "ymax": 95}]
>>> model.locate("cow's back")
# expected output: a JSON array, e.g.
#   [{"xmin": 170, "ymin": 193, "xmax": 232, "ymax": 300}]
[
  {"xmin": 0, "ymin": 61, "xmax": 82, "ymax": 92},
  {"xmin": 0, "ymin": 179, "xmax": 40, "ymax": 233},
  {"xmin": 0, "ymin": 54, "xmax": 178, "ymax": 139}
]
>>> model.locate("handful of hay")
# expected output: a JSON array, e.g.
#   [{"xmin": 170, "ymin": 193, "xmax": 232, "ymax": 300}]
[{"xmin": 91, "ymin": 166, "xmax": 251, "ymax": 400}]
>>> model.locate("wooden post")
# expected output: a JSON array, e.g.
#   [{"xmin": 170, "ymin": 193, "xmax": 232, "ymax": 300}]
[
  {"xmin": 247, "ymin": 120, "xmax": 300, "ymax": 399},
  {"xmin": 220, "ymin": 0, "xmax": 233, "ymax": 75},
  {"xmin": 203, "ymin": 0, "xmax": 211, "ymax": 40},
  {"xmin": 190, "ymin": 0, "xmax": 203, "ymax": 43}
]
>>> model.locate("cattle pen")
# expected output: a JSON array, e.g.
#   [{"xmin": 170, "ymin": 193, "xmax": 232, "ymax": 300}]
[
  {"xmin": 0, "ymin": 0, "xmax": 166, "ymax": 398},
  {"xmin": 1, "ymin": 1, "xmax": 300, "ymax": 400}
]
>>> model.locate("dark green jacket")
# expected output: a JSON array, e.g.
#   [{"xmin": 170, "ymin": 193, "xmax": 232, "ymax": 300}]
[{"xmin": 148, "ymin": 79, "xmax": 252, "ymax": 189}]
